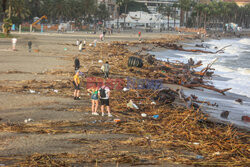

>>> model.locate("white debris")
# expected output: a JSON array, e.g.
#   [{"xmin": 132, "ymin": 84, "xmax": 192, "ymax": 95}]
[
  {"xmin": 123, "ymin": 87, "xmax": 129, "ymax": 92},
  {"xmin": 29, "ymin": 89, "xmax": 35, "ymax": 94}
]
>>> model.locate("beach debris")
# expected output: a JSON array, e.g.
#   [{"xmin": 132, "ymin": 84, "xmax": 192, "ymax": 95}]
[
  {"xmin": 141, "ymin": 113, "xmax": 147, "ymax": 117},
  {"xmin": 241, "ymin": 116, "xmax": 250, "ymax": 122},
  {"xmin": 98, "ymin": 60, "xmax": 103, "ymax": 63},
  {"xmin": 220, "ymin": 111, "xmax": 230, "ymax": 119},
  {"xmin": 29, "ymin": 89, "xmax": 35, "ymax": 94},
  {"xmin": 212, "ymin": 152, "xmax": 220, "ymax": 156},
  {"xmin": 193, "ymin": 142, "xmax": 199, "ymax": 145},
  {"xmin": 235, "ymin": 98, "xmax": 243, "ymax": 104},
  {"xmin": 153, "ymin": 115, "xmax": 159, "ymax": 119},
  {"xmin": 114, "ymin": 119, "xmax": 121, "ymax": 123},
  {"xmin": 24, "ymin": 118, "xmax": 34, "ymax": 123},
  {"xmin": 196, "ymin": 155, "xmax": 204, "ymax": 159},
  {"xmin": 53, "ymin": 89, "xmax": 58, "ymax": 93},
  {"xmin": 154, "ymin": 89, "xmax": 176, "ymax": 104},
  {"xmin": 64, "ymin": 48, "xmax": 67, "ymax": 51},
  {"xmin": 123, "ymin": 87, "xmax": 129, "ymax": 92},
  {"xmin": 128, "ymin": 57, "xmax": 143, "ymax": 68},
  {"xmin": 151, "ymin": 101, "xmax": 156, "ymax": 105},
  {"xmin": 127, "ymin": 100, "xmax": 139, "ymax": 109}
]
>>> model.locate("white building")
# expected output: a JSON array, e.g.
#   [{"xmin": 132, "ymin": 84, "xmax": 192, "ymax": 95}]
[
  {"xmin": 108, "ymin": 11, "xmax": 180, "ymax": 30},
  {"xmin": 135, "ymin": 0, "xmax": 179, "ymax": 13}
]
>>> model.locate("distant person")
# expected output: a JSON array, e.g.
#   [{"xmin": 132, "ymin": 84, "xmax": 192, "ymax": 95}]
[
  {"xmin": 138, "ymin": 31, "xmax": 141, "ymax": 41},
  {"xmin": 12, "ymin": 37, "xmax": 17, "ymax": 51},
  {"xmin": 99, "ymin": 81, "xmax": 112, "ymax": 117},
  {"xmin": 83, "ymin": 40, "xmax": 86, "ymax": 46},
  {"xmin": 87, "ymin": 83, "xmax": 99, "ymax": 115},
  {"xmin": 94, "ymin": 40, "xmax": 97, "ymax": 47},
  {"xmin": 73, "ymin": 70, "xmax": 81, "ymax": 100},
  {"xmin": 100, "ymin": 33, "xmax": 104, "ymax": 41},
  {"xmin": 103, "ymin": 29, "xmax": 106, "ymax": 37},
  {"xmin": 79, "ymin": 41, "xmax": 82, "ymax": 52},
  {"xmin": 74, "ymin": 57, "xmax": 80, "ymax": 71},
  {"xmin": 76, "ymin": 39, "xmax": 79, "ymax": 46},
  {"xmin": 101, "ymin": 61, "xmax": 110, "ymax": 78},
  {"xmin": 28, "ymin": 41, "xmax": 32, "ymax": 52}
]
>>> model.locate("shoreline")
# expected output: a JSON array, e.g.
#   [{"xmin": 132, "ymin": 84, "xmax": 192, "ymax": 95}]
[{"xmin": 147, "ymin": 36, "xmax": 250, "ymax": 131}]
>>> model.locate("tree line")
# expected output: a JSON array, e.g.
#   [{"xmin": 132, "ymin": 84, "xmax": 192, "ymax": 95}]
[
  {"xmin": 1, "ymin": 0, "xmax": 250, "ymax": 31},
  {"xmin": 159, "ymin": 0, "xmax": 250, "ymax": 29}
]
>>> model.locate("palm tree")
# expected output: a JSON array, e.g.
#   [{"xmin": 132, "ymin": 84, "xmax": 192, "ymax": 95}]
[{"xmin": 158, "ymin": 4, "xmax": 173, "ymax": 30}]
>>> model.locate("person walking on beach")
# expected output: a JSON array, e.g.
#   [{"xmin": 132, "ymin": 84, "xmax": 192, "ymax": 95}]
[
  {"xmin": 28, "ymin": 41, "xmax": 32, "ymax": 52},
  {"xmin": 99, "ymin": 81, "xmax": 112, "ymax": 117},
  {"xmin": 79, "ymin": 41, "xmax": 83, "ymax": 52},
  {"xmin": 73, "ymin": 70, "xmax": 81, "ymax": 100},
  {"xmin": 138, "ymin": 31, "xmax": 141, "ymax": 41},
  {"xmin": 87, "ymin": 83, "xmax": 99, "ymax": 115},
  {"xmin": 74, "ymin": 57, "xmax": 80, "ymax": 71},
  {"xmin": 101, "ymin": 61, "xmax": 110, "ymax": 78},
  {"xmin": 12, "ymin": 37, "xmax": 17, "ymax": 51}
]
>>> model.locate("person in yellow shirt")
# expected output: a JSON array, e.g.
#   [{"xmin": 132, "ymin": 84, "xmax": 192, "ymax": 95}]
[{"xmin": 73, "ymin": 70, "xmax": 80, "ymax": 100}]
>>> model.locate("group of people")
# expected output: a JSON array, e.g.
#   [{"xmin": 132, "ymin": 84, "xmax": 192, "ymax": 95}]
[{"xmin": 73, "ymin": 58, "xmax": 112, "ymax": 117}]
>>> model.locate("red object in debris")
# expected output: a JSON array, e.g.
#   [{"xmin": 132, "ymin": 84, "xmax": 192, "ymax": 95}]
[{"xmin": 242, "ymin": 116, "xmax": 250, "ymax": 122}]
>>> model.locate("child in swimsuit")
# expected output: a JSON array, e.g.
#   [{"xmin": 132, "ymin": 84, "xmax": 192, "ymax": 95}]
[{"xmin": 87, "ymin": 83, "xmax": 99, "ymax": 115}]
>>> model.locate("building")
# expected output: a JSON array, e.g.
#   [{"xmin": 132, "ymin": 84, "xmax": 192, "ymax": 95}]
[
  {"xmin": 135, "ymin": 0, "xmax": 178, "ymax": 13},
  {"xmin": 108, "ymin": 11, "xmax": 180, "ymax": 29}
]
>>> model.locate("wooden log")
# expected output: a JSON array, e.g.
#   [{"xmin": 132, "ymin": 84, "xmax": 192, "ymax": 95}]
[{"xmin": 183, "ymin": 84, "xmax": 232, "ymax": 95}]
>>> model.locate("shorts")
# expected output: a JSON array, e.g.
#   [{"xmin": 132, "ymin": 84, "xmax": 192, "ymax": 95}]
[
  {"xmin": 91, "ymin": 94, "xmax": 98, "ymax": 100},
  {"xmin": 100, "ymin": 99, "xmax": 109, "ymax": 106},
  {"xmin": 73, "ymin": 81, "xmax": 80, "ymax": 90}
]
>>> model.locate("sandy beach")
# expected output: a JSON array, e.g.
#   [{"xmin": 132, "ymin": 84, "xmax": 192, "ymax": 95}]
[{"xmin": 0, "ymin": 32, "xmax": 249, "ymax": 166}]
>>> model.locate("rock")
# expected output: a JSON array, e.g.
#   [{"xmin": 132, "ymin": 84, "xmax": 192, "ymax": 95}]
[
  {"xmin": 220, "ymin": 111, "xmax": 229, "ymax": 119},
  {"xmin": 235, "ymin": 99, "xmax": 243, "ymax": 104},
  {"xmin": 242, "ymin": 116, "xmax": 250, "ymax": 122}
]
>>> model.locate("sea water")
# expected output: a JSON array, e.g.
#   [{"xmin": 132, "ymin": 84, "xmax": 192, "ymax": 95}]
[{"xmin": 151, "ymin": 38, "xmax": 250, "ymax": 129}]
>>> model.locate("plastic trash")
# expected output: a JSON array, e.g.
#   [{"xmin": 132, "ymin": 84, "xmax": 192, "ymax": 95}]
[
  {"xmin": 24, "ymin": 118, "xmax": 33, "ymax": 123},
  {"xmin": 212, "ymin": 152, "xmax": 220, "ymax": 156},
  {"xmin": 29, "ymin": 89, "xmax": 35, "ymax": 93},
  {"xmin": 53, "ymin": 89, "xmax": 58, "ymax": 93},
  {"xmin": 123, "ymin": 87, "xmax": 129, "ymax": 92},
  {"xmin": 193, "ymin": 142, "xmax": 199, "ymax": 145},
  {"xmin": 153, "ymin": 115, "xmax": 159, "ymax": 119},
  {"xmin": 64, "ymin": 48, "xmax": 67, "ymax": 51},
  {"xmin": 98, "ymin": 60, "xmax": 103, "ymax": 63},
  {"xmin": 141, "ymin": 113, "xmax": 147, "ymax": 117},
  {"xmin": 151, "ymin": 101, "xmax": 156, "ymax": 105},
  {"xmin": 114, "ymin": 119, "xmax": 121, "ymax": 123},
  {"xmin": 196, "ymin": 155, "xmax": 204, "ymax": 159},
  {"xmin": 127, "ymin": 100, "xmax": 139, "ymax": 109}
]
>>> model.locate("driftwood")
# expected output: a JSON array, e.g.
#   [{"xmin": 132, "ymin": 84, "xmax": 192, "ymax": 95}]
[
  {"xmin": 155, "ymin": 42, "xmax": 232, "ymax": 54},
  {"xmin": 184, "ymin": 84, "xmax": 232, "ymax": 95}
]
